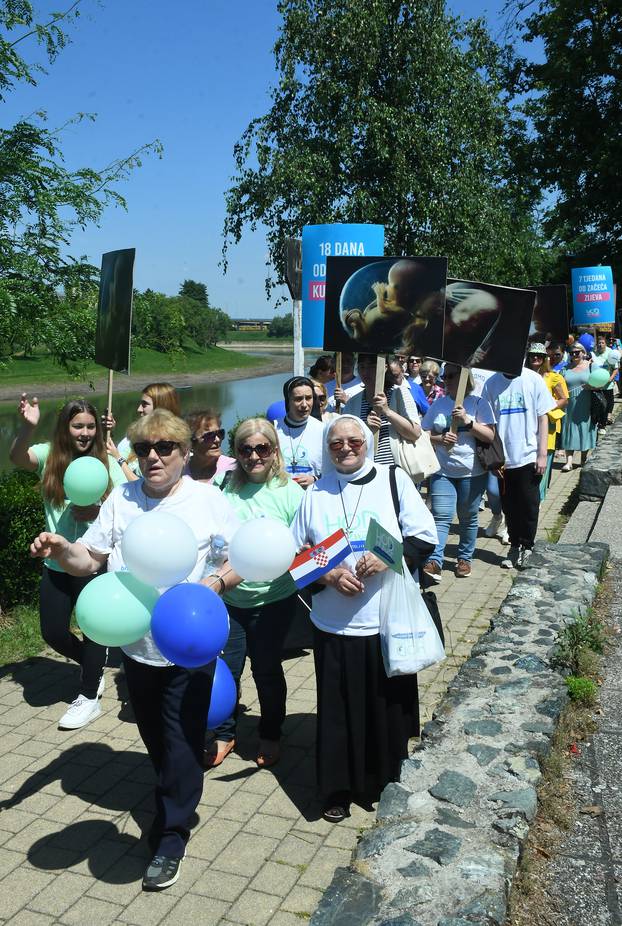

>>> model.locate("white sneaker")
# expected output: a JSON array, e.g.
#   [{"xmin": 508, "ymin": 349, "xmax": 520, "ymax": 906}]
[
  {"xmin": 499, "ymin": 526, "xmax": 510, "ymax": 545},
  {"xmin": 517, "ymin": 547, "xmax": 533, "ymax": 570},
  {"xmin": 500, "ymin": 546, "xmax": 519, "ymax": 569},
  {"xmin": 484, "ymin": 513, "xmax": 505, "ymax": 539},
  {"xmin": 58, "ymin": 696, "xmax": 102, "ymax": 730}
]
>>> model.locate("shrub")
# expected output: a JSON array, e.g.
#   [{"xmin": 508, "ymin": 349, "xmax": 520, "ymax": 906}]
[
  {"xmin": 565, "ymin": 676, "xmax": 598, "ymax": 705},
  {"xmin": 552, "ymin": 610, "xmax": 605, "ymax": 674},
  {"xmin": 0, "ymin": 470, "xmax": 44, "ymax": 610}
]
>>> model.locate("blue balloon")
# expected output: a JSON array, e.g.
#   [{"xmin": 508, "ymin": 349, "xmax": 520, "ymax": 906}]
[
  {"xmin": 578, "ymin": 333, "xmax": 594, "ymax": 351},
  {"xmin": 150, "ymin": 583, "xmax": 229, "ymax": 668},
  {"xmin": 266, "ymin": 400, "xmax": 286, "ymax": 422},
  {"xmin": 207, "ymin": 657, "xmax": 237, "ymax": 728}
]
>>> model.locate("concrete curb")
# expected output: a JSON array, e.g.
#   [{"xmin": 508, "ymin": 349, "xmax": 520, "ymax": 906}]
[{"xmin": 311, "ymin": 540, "xmax": 609, "ymax": 926}]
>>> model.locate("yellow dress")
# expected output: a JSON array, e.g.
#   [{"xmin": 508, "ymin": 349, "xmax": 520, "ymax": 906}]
[{"xmin": 543, "ymin": 371, "xmax": 569, "ymax": 451}]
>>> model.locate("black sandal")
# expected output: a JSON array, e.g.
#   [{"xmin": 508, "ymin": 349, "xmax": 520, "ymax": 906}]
[{"xmin": 323, "ymin": 804, "xmax": 350, "ymax": 823}]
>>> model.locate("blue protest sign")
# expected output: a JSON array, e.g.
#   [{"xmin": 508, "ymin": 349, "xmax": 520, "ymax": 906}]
[
  {"xmin": 571, "ymin": 266, "xmax": 615, "ymax": 326},
  {"xmin": 301, "ymin": 223, "xmax": 384, "ymax": 348}
]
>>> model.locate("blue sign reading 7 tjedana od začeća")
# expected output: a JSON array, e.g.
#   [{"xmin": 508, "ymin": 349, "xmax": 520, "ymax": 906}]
[
  {"xmin": 571, "ymin": 265, "xmax": 615, "ymax": 326},
  {"xmin": 301, "ymin": 224, "xmax": 385, "ymax": 348}
]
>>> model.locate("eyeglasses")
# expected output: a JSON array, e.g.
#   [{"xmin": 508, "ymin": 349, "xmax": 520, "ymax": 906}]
[
  {"xmin": 528, "ymin": 354, "xmax": 546, "ymax": 360},
  {"xmin": 133, "ymin": 440, "xmax": 179, "ymax": 458},
  {"xmin": 238, "ymin": 443, "xmax": 274, "ymax": 459},
  {"xmin": 192, "ymin": 428, "xmax": 225, "ymax": 445},
  {"xmin": 328, "ymin": 438, "xmax": 366, "ymax": 451},
  {"xmin": 570, "ymin": 350, "xmax": 584, "ymax": 356},
  {"xmin": 408, "ymin": 357, "xmax": 421, "ymax": 363}
]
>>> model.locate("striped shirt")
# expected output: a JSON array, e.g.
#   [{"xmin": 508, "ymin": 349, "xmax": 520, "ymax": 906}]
[{"xmin": 360, "ymin": 392, "xmax": 394, "ymax": 464}]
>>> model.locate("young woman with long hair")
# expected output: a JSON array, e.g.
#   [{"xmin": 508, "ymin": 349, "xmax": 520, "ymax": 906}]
[
  {"xmin": 10, "ymin": 395, "xmax": 126, "ymax": 729},
  {"xmin": 106, "ymin": 382, "xmax": 181, "ymax": 479}
]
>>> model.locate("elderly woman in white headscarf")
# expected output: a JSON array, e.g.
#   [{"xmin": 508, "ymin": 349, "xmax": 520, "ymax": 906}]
[{"xmin": 291, "ymin": 415, "xmax": 437, "ymax": 823}]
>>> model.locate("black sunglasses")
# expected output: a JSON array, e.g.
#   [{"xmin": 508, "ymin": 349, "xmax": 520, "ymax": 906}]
[
  {"xmin": 408, "ymin": 357, "xmax": 422, "ymax": 363},
  {"xmin": 238, "ymin": 443, "xmax": 274, "ymax": 459},
  {"xmin": 133, "ymin": 440, "xmax": 179, "ymax": 458},
  {"xmin": 192, "ymin": 428, "xmax": 225, "ymax": 445}
]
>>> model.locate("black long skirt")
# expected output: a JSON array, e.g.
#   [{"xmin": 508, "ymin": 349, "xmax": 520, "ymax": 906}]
[{"xmin": 313, "ymin": 626, "xmax": 419, "ymax": 803}]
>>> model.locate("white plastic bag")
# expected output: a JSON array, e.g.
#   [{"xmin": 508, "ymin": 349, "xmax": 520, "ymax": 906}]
[{"xmin": 379, "ymin": 562, "xmax": 446, "ymax": 676}]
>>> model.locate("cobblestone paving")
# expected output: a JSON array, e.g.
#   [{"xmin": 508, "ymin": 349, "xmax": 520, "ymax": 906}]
[{"xmin": 0, "ymin": 461, "xmax": 581, "ymax": 924}]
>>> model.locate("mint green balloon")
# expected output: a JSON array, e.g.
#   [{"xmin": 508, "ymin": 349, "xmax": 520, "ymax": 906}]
[
  {"xmin": 76, "ymin": 572, "xmax": 159, "ymax": 647},
  {"xmin": 64, "ymin": 456, "xmax": 109, "ymax": 506}
]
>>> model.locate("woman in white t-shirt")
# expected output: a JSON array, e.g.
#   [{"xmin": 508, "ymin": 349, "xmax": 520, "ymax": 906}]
[
  {"xmin": 30, "ymin": 409, "xmax": 240, "ymax": 892},
  {"xmin": 421, "ymin": 365, "xmax": 495, "ymax": 581},
  {"xmin": 291, "ymin": 416, "xmax": 437, "ymax": 823}
]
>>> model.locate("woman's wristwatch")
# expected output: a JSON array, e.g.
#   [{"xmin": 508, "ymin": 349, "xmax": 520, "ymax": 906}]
[{"xmin": 117, "ymin": 456, "xmax": 127, "ymax": 466}]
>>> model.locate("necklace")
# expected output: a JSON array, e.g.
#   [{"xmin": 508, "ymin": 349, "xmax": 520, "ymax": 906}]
[
  {"xmin": 337, "ymin": 480, "xmax": 365, "ymax": 538},
  {"xmin": 286, "ymin": 421, "xmax": 306, "ymax": 467}
]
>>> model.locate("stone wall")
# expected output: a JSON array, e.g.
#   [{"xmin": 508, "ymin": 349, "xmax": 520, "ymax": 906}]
[
  {"xmin": 311, "ymin": 540, "xmax": 609, "ymax": 926},
  {"xmin": 578, "ymin": 413, "xmax": 622, "ymax": 501}
]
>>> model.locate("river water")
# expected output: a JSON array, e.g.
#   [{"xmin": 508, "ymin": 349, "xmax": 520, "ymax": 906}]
[{"xmin": 0, "ymin": 370, "xmax": 293, "ymax": 473}]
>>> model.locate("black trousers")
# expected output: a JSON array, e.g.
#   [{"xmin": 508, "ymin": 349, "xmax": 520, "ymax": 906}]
[
  {"xmin": 123, "ymin": 655, "xmax": 214, "ymax": 858},
  {"xmin": 606, "ymin": 389, "xmax": 615, "ymax": 418},
  {"xmin": 214, "ymin": 593, "xmax": 296, "ymax": 742},
  {"xmin": 39, "ymin": 567, "xmax": 107, "ymax": 699},
  {"xmin": 499, "ymin": 464, "xmax": 541, "ymax": 549}
]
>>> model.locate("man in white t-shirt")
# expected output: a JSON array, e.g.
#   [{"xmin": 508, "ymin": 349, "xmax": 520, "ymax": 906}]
[
  {"xmin": 481, "ymin": 366, "xmax": 555, "ymax": 569},
  {"xmin": 326, "ymin": 352, "xmax": 363, "ymax": 411}
]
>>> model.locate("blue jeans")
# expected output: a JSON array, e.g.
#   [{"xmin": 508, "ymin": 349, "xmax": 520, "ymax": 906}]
[
  {"xmin": 486, "ymin": 472, "xmax": 502, "ymax": 516},
  {"xmin": 428, "ymin": 472, "xmax": 487, "ymax": 565}
]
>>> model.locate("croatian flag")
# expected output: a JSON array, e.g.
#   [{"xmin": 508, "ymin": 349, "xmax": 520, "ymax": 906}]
[{"xmin": 289, "ymin": 529, "xmax": 351, "ymax": 589}]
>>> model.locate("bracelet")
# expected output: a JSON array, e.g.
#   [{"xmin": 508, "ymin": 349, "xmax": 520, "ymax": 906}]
[
  {"xmin": 212, "ymin": 575, "xmax": 226, "ymax": 595},
  {"xmin": 117, "ymin": 457, "xmax": 127, "ymax": 466}
]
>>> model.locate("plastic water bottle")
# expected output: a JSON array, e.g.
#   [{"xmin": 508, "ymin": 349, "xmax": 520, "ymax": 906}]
[{"xmin": 202, "ymin": 534, "xmax": 227, "ymax": 579}]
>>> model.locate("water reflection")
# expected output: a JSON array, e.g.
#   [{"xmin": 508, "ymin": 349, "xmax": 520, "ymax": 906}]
[{"xmin": 0, "ymin": 372, "xmax": 291, "ymax": 472}]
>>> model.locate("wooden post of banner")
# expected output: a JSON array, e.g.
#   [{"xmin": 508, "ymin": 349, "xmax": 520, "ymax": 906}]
[
  {"xmin": 335, "ymin": 352, "xmax": 342, "ymax": 414},
  {"xmin": 373, "ymin": 355, "xmax": 386, "ymax": 454},
  {"xmin": 104, "ymin": 369, "xmax": 114, "ymax": 440},
  {"xmin": 449, "ymin": 366, "xmax": 470, "ymax": 436}
]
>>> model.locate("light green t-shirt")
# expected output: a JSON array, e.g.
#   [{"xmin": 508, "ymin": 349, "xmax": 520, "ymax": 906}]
[
  {"xmin": 31, "ymin": 443, "xmax": 126, "ymax": 571},
  {"xmin": 214, "ymin": 474, "xmax": 304, "ymax": 608}
]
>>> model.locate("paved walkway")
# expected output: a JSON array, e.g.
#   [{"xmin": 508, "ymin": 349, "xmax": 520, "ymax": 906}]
[{"xmin": 0, "ymin": 461, "xmax": 582, "ymax": 925}]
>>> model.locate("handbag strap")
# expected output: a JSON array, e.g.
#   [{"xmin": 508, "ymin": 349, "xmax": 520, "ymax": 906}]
[{"xmin": 389, "ymin": 464, "xmax": 400, "ymax": 523}]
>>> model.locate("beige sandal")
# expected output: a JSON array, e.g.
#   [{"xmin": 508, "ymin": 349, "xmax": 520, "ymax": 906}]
[{"xmin": 203, "ymin": 739, "xmax": 236, "ymax": 769}]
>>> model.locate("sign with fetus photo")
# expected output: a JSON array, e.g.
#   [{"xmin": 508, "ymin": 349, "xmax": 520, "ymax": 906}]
[
  {"xmin": 442, "ymin": 279, "xmax": 536, "ymax": 377},
  {"xmin": 323, "ymin": 255, "xmax": 447, "ymax": 356},
  {"xmin": 529, "ymin": 284, "xmax": 569, "ymax": 344}
]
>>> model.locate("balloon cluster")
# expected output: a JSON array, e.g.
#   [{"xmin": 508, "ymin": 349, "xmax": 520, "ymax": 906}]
[{"xmin": 74, "ymin": 507, "xmax": 297, "ymax": 728}]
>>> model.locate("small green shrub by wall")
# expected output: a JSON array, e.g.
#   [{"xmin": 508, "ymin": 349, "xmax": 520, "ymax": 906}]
[{"xmin": 0, "ymin": 470, "xmax": 44, "ymax": 610}]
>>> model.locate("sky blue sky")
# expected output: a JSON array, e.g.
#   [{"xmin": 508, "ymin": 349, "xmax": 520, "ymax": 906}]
[{"xmin": 4, "ymin": 0, "xmax": 523, "ymax": 318}]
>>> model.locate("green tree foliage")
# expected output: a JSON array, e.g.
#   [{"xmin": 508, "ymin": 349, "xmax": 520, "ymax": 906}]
[
  {"xmin": 268, "ymin": 313, "xmax": 293, "ymax": 337},
  {"xmin": 132, "ymin": 288, "xmax": 231, "ymax": 353},
  {"xmin": 512, "ymin": 0, "xmax": 622, "ymax": 275},
  {"xmin": 223, "ymin": 0, "xmax": 553, "ymax": 294},
  {"xmin": 0, "ymin": 1, "xmax": 161, "ymax": 372},
  {"xmin": 0, "ymin": 469, "xmax": 43, "ymax": 610},
  {"xmin": 179, "ymin": 279, "xmax": 209, "ymax": 306}
]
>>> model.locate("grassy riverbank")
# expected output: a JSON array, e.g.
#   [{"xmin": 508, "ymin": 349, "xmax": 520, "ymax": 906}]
[{"xmin": 0, "ymin": 343, "xmax": 263, "ymax": 387}]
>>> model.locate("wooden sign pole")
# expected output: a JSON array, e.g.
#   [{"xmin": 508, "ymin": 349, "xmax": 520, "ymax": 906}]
[
  {"xmin": 373, "ymin": 355, "xmax": 386, "ymax": 454},
  {"xmin": 104, "ymin": 369, "xmax": 114, "ymax": 440},
  {"xmin": 335, "ymin": 353, "xmax": 342, "ymax": 414},
  {"xmin": 449, "ymin": 366, "xmax": 470, "ymax": 436}
]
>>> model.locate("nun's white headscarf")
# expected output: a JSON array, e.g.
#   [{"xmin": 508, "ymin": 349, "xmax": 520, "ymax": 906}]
[{"xmin": 321, "ymin": 414, "xmax": 375, "ymax": 481}]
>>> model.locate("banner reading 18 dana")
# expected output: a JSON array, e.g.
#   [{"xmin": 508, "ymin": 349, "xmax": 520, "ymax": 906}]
[
  {"xmin": 301, "ymin": 223, "xmax": 384, "ymax": 348},
  {"xmin": 571, "ymin": 266, "xmax": 615, "ymax": 326}
]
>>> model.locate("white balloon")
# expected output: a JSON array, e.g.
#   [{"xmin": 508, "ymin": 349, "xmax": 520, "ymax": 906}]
[
  {"xmin": 121, "ymin": 511, "xmax": 198, "ymax": 587},
  {"xmin": 228, "ymin": 518, "xmax": 297, "ymax": 582}
]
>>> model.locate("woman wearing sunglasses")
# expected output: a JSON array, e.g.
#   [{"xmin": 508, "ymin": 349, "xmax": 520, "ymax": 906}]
[
  {"xmin": 560, "ymin": 344, "xmax": 597, "ymax": 471},
  {"xmin": 185, "ymin": 409, "xmax": 236, "ymax": 484},
  {"xmin": 207, "ymin": 418, "xmax": 304, "ymax": 769},
  {"xmin": 30, "ymin": 409, "xmax": 241, "ymax": 891},
  {"xmin": 291, "ymin": 415, "xmax": 437, "ymax": 822}
]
